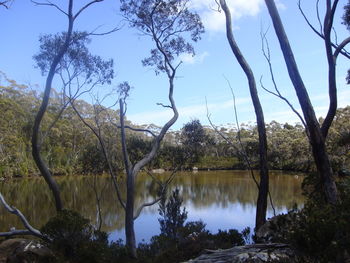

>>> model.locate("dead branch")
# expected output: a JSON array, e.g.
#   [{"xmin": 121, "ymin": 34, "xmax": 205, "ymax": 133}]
[
  {"xmin": 298, "ymin": 0, "xmax": 350, "ymax": 59},
  {"xmin": 70, "ymin": 100, "xmax": 126, "ymax": 210},
  {"xmin": 0, "ymin": 192, "xmax": 43, "ymax": 238},
  {"xmin": 260, "ymin": 29, "xmax": 307, "ymax": 130},
  {"xmin": 157, "ymin": 102, "xmax": 173, "ymax": 109},
  {"xmin": 31, "ymin": 0, "xmax": 69, "ymax": 16},
  {"xmin": 134, "ymin": 168, "xmax": 178, "ymax": 220},
  {"xmin": 0, "ymin": 0, "xmax": 11, "ymax": 8}
]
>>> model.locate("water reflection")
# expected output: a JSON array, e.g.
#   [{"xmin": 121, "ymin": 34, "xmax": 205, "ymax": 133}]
[{"xmin": 0, "ymin": 170, "xmax": 304, "ymax": 242}]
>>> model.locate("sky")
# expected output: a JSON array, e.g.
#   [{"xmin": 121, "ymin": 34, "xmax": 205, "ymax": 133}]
[{"xmin": 0, "ymin": 0, "xmax": 349, "ymax": 130}]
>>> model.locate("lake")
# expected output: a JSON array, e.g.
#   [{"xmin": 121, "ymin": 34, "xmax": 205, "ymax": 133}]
[{"xmin": 0, "ymin": 170, "xmax": 304, "ymax": 243}]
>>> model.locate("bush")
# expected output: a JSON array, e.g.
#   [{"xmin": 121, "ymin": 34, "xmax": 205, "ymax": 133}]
[
  {"xmin": 134, "ymin": 189, "xmax": 245, "ymax": 263},
  {"xmin": 41, "ymin": 209, "xmax": 114, "ymax": 263},
  {"xmin": 263, "ymin": 177, "xmax": 350, "ymax": 262}
]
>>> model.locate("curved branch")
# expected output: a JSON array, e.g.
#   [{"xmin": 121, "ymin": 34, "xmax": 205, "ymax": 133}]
[
  {"xmin": 0, "ymin": 192, "xmax": 43, "ymax": 238},
  {"xmin": 298, "ymin": 0, "xmax": 350, "ymax": 60},
  {"xmin": 260, "ymin": 29, "xmax": 307, "ymax": 130},
  {"xmin": 334, "ymin": 37, "xmax": 350, "ymax": 58},
  {"xmin": 134, "ymin": 169, "xmax": 178, "ymax": 220},
  {"xmin": 73, "ymin": 0, "xmax": 104, "ymax": 21}
]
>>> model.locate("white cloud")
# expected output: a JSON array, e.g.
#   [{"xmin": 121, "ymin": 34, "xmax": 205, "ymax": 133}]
[
  {"xmin": 275, "ymin": 0, "xmax": 286, "ymax": 10},
  {"xmin": 179, "ymin": 51, "xmax": 209, "ymax": 65},
  {"xmin": 190, "ymin": 0, "xmax": 264, "ymax": 32}
]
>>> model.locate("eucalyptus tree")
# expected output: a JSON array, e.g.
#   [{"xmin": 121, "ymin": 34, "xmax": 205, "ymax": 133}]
[
  {"xmin": 263, "ymin": 0, "xmax": 350, "ymax": 204},
  {"xmin": 119, "ymin": 0, "xmax": 204, "ymax": 257},
  {"xmin": 219, "ymin": 0, "xmax": 269, "ymax": 230},
  {"xmin": 31, "ymin": 0, "xmax": 110, "ymax": 212},
  {"xmin": 181, "ymin": 119, "xmax": 206, "ymax": 166}
]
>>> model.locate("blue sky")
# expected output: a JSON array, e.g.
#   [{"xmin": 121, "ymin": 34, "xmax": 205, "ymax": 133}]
[{"xmin": 0, "ymin": 0, "xmax": 349, "ymax": 130}]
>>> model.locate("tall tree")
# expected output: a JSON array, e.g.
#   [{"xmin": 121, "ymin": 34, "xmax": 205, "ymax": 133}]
[
  {"xmin": 32, "ymin": 0, "xmax": 108, "ymax": 212},
  {"xmin": 181, "ymin": 119, "xmax": 206, "ymax": 166},
  {"xmin": 120, "ymin": 0, "xmax": 204, "ymax": 257},
  {"xmin": 263, "ymin": 0, "xmax": 350, "ymax": 204},
  {"xmin": 219, "ymin": 0, "xmax": 269, "ymax": 230}
]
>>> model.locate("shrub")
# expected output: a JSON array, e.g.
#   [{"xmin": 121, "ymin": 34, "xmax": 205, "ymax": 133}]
[
  {"xmin": 41, "ymin": 209, "xmax": 114, "ymax": 263},
  {"xmin": 263, "ymin": 177, "xmax": 350, "ymax": 262}
]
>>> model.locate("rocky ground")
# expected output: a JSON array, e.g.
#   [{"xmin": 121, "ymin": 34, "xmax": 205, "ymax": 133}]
[
  {"xmin": 0, "ymin": 238, "xmax": 51, "ymax": 263},
  {"xmin": 184, "ymin": 243, "xmax": 303, "ymax": 263}
]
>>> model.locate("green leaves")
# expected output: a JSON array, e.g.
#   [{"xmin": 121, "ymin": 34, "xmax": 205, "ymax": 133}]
[{"xmin": 120, "ymin": 0, "xmax": 204, "ymax": 74}]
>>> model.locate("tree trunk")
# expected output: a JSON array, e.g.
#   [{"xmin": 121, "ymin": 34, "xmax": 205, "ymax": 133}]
[
  {"xmin": 125, "ymin": 171, "xmax": 137, "ymax": 258},
  {"xmin": 220, "ymin": 0, "xmax": 269, "ymax": 230},
  {"xmin": 120, "ymin": 99, "xmax": 137, "ymax": 258},
  {"xmin": 31, "ymin": 1, "xmax": 75, "ymax": 212},
  {"xmin": 264, "ymin": 0, "xmax": 338, "ymax": 204}
]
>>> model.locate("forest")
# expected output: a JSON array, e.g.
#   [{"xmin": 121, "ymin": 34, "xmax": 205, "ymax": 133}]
[
  {"xmin": 0, "ymin": 74, "xmax": 349, "ymax": 178},
  {"xmin": 1, "ymin": 0, "xmax": 350, "ymax": 262}
]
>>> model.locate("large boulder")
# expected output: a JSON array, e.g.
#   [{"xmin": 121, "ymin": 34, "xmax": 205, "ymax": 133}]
[
  {"xmin": 184, "ymin": 243, "xmax": 302, "ymax": 263},
  {"xmin": 0, "ymin": 238, "xmax": 52, "ymax": 263}
]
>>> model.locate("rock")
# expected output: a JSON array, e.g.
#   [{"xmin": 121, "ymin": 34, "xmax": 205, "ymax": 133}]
[
  {"xmin": 339, "ymin": 168, "xmax": 350, "ymax": 177},
  {"xmin": 255, "ymin": 212, "xmax": 298, "ymax": 243},
  {"xmin": 0, "ymin": 238, "xmax": 52, "ymax": 263},
  {"xmin": 152, "ymin": 168, "xmax": 165, "ymax": 174},
  {"xmin": 184, "ymin": 243, "xmax": 302, "ymax": 263}
]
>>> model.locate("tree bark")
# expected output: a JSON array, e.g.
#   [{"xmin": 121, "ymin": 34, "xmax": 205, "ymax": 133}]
[
  {"xmin": 220, "ymin": 0, "xmax": 269, "ymax": 230},
  {"xmin": 264, "ymin": 0, "xmax": 338, "ymax": 204}
]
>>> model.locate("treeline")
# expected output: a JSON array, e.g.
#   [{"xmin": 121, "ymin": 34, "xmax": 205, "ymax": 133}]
[{"xmin": 1, "ymin": 73, "xmax": 349, "ymax": 177}]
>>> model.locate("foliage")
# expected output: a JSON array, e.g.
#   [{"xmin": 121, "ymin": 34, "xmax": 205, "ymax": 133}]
[
  {"xmin": 34, "ymin": 31, "xmax": 114, "ymax": 85},
  {"xmin": 40, "ymin": 209, "xmax": 115, "ymax": 263},
  {"xmin": 1, "ymin": 73, "xmax": 349, "ymax": 177},
  {"xmin": 120, "ymin": 0, "xmax": 204, "ymax": 74},
  {"xmin": 113, "ymin": 188, "xmax": 245, "ymax": 263},
  {"xmin": 342, "ymin": 1, "xmax": 350, "ymax": 84},
  {"xmin": 260, "ymin": 177, "xmax": 350, "ymax": 262},
  {"xmin": 181, "ymin": 119, "xmax": 206, "ymax": 165},
  {"xmin": 38, "ymin": 209, "xmax": 127, "ymax": 263},
  {"xmin": 158, "ymin": 188, "xmax": 188, "ymax": 241}
]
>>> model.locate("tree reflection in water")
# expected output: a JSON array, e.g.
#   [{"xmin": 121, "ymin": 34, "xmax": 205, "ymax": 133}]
[{"xmin": 0, "ymin": 170, "xmax": 304, "ymax": 242}]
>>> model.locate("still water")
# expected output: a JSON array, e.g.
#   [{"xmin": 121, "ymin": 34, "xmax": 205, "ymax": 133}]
[{"xmin": 0, "ymin": 170, "xmax": 304, "ymax": 243}]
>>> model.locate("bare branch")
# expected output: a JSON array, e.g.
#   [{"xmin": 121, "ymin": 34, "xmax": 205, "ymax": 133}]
[
  {"xmin": 0, "ymin": 0, "xmax": 11, "ymax": 9},
  {"xmin": 73, "ymin": 0, "xmax": 104, "ymax": 21},
  {"xmin": 31, "ymin": 0, "xmax": 68, "ymax": 16},
  {"xmin": 0, "ymin": 192, "xmax": 43, "ymax": 238},
  {"xmin": 120, "ymin": 125, "xmax": 157, "ymax": 137},
  {"xmin": 133, "ymin": 197, "xmax": 162, "ymax": 220},
  {"xmin": 156, "ymin": 102, "xmax": 172, "ymax": 109},
  {"xmin": 89, "ymin": 25, "xmax": 123, "ymax": 36},
  {"xmin": 316, "ymin": 0, "xmax": 323, "ymax": 33},
  {"xmin": 298, "ymin": 0, "xmax": 323, "ymax": 38},
  {"xmin": 0, "ymin": 230, "xmax": 34, "ymax": 237},
  {"xmin": 134, "ymin": 169, "xmax": 178, "ymax": 219},
  {"xmin": 298, "ymin": 0, "xmax": 350, "ymax": 60},
  {"xmin": 70, "ymin": 101, "xmax": 126, "ymax": 210},
  {"xmin": 260, "ymin": 29, "xmax": 307, "ymax": 130},
  {"xmin": 334, "ymin": 37, "xmax": 350, "ymax": 58}
]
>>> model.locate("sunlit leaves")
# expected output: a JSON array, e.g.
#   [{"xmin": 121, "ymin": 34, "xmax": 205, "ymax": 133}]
[
  {"xmin": 33, "ymin": 31, "xmax": 114, "ymax": 85},
  {"xmin": 120, "ymin": 0, "xmax": 204, "ymax": 74}
]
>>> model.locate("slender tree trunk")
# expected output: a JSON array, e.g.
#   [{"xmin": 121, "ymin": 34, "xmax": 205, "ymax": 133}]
[
  {"xmin": 120, "ymin": 99, "xmax": 137, "ymax": 258},
  {"xmin": 220, "ymin": 0, "xmax": 269, "ymax": 230},
  {"xmin": 31, "ymin": 0, "xmax": 74, "ymax": 212},
  {"xmin": 264, "ymin": 0, "xmax": 338, "ymax": 204},
  {"xmin": 125, "ymin": 171, "xmax": 137, "ymax": 258}
]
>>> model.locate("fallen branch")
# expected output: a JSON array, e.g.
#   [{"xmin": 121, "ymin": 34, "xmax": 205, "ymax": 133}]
[{"xmin": 0, "ymin": 192, "xmax": 43, "ymax": 238}]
